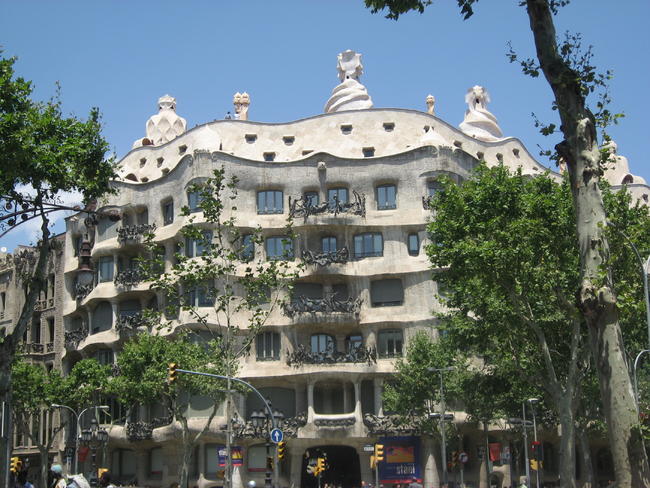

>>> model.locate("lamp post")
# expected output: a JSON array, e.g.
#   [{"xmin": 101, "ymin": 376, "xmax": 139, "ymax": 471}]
[
  {"xmin": 251, "ymin": 405, "xmax": 284, "ymax": 488},
  {"xmin": 527, "ymin": 399, "xmax": 540, "ymax": 488},
  {"xmin": 428, "ymin": 367, "xmax": 454, "ymax": 487},
  {"xmin": 508, "ymin": 403, "xmax": 534, "ymax": 488},
  {"xmin": 79, "ymin": 414, "xmax": 109, "ymax": 487},
  {"xmin": 52, "ymin": 404, "xmax": 109, "ymax": 475}
]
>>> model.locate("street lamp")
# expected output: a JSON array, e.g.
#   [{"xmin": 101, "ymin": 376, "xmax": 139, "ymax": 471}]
[
  {"xmin": 507, "ymin": 403, "xmax": 534, "ymax": 488},
  {"xmin": 427, "ymin": 366, "xmax": 454, "ymax": 486},
  {"xmin": 250, "ymin": 405, "xmax": 284, "ymax": 488},
  {"xmin": 527, "ymin": 398, "xmax": 540, "ymax": 488},
  {"xmin": 52, "ymin": 404, "xmax": 109, "ymax": 475},
  {"xmin": 80, "ymin": 417, "xmax": 109, "ymax": 487}
]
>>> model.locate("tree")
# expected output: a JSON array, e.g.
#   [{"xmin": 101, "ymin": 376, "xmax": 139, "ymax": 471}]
[
  {"xmin": 363, "ymin": 1, "xmax": 650, "ymax": 484},
  {"xmin": 0, "ymin": 52, "xmax": 116, "ymax": 483},
  {"xmin": 111, "ymin": 332, "xmax": 227, "ymax": 488},
  {"xmin": 136, "ymin": 167, "xmax": 299, "ymax": 488},
  {"xmin": 11, "ymin": 357, "xmax": 66, "ymax": 488}
]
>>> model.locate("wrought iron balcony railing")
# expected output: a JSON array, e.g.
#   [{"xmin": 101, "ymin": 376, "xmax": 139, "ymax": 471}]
[
  {"xmin": 302, "ymin": 247, "xmax": 349, "ymax": 267},
  {"xmin": 115, "ymin": 313, "xmax": 148, "ymax": 333},
  {"xmin": 114, "ymin": 268, "xmax": 142, "ymax": 287},
  {"xmin": 65, "ymin": 328, "xmax": 88, "ymax": 349},
  {"xmin": 117, "ymin": 223, "xmax": 156, "ymax": 243},
  {"xmin": 363, "ymin": 413, "xmax": 421, "ymax": 435},
  {"xmin": 282, "ymin": 294, "xmax": 362, "ymax": 318},
  {"xmin": 233, "ymin": 412, "xmax": 307, "ymax": 439},
  {"xmin": 314, "ymin": 417, "xmax": 356, "ymax": 427},
  {"xmin": 126, "ymin": 415, "xmax": 173, "ymax": 441},
  {"xmin": 422, "ymin": 196, "xmax": 434, "ymax": 210},
  {"xmin": 286, "ymin": 344, "xmax": 376, "ymax": 367},
  {"xmin": 74, "ymin": 283, "xmax": 94, "ymax": 301},
  {"xmin": 289, "ymin": 191, "xmax": 366, "ymax": 221}
]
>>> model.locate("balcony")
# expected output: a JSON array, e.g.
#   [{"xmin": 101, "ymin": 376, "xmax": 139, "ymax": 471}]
[
  {"xmin": 117, "ymin": 223, "xmax": 156, "ymax": 244},
  {"xmin": 289, "ymin": 191, "xmax": 366, "ymax": 221},
  {"xmin": 234, "ymin": 412, "xmax": 307, "ymax": 439},
  {"xmin": 286, "ymin": 344, "xmax": 376, "ymax": 367},
  {"xmin": 314, "ymin": 413, "xmax": 357, "ymax": 428},
  {"xmin": 302, "ymin": 247, "xmax": 349, "ymax": 267},
  {"xmin": 422, "ymin": 196, "xmax": 434, "ymax": 210},
  {"xmin": 282, "ymin": 294, "xmax": 362, "ymax": 318},
  {"xmin": 126, "ymin": 415, "xmax": 173, "ymax": 442},
  {"xmin": 115, "ymin": 313, "xmax": 149, "ymax": 334},
  {"xmin": 65, "ymin": 328, "xmax": 88, "ymax": 349},
  {"xmin": 114, "ymin": 268, "xmax": 142, "ymax": 287},
  {"xmin": 363, "ymin": 413, "xmax": 421, "ymax": 436},
  {"xmin": 74, "ymin": 283, "xmax": 94, "ymax": 301}
]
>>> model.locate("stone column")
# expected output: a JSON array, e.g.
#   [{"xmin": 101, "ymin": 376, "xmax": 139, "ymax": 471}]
[
  {"xmin": 290, "ymin": 448, "xmax": 303, "ymax": 488},
  {"xmin": 422, "ymin": 436, "xmax": 440, "ymax": 488},
  {"xmin": 354, "ymin": 381, "xmax": 362, "ymax": 417},
  {"xmin": 373, "ymin": 377, "xmax": 383, "ymax": 416},
  {"xmin": 344, "ymin": 383, "xmax": 351, "ymax": 413},
  {"xmin": 307, "ymin": 383, "xmax": 315, "ymax": 423},
  {"xmin": 232, "ymin": 465, "xmax": 244, "ymax": 488},
  {"xmin": 111, "ymin": 301, "xmax": 119, "ymax": 329}
]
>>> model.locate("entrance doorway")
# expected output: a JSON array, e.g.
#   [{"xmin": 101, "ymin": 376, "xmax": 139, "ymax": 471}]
[{"xmin": 301, "ymin": 446, "xmax": 361, "ymax": 488}]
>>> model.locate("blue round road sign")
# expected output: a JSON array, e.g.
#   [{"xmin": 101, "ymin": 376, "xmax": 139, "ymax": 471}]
[{"xmin": 270, "ymin": 428, "xmax": 284, "ymax": 443}]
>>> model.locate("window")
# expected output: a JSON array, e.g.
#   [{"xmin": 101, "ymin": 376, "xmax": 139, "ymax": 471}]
[
  {"xmin": 187, "ymin": 284, "xmax": 213, "ymax": 307},
  {"xmin": 119, "ymin": 299, "xmax": 141, "ymax": 318},
  {"xmin": 73, "ymin": 235, "xmax": 82, "ymax": 257},
  {"xmin": 332, "ymin": 284, "xmax": 349, "ymax": 300},
  {"xmin": 98, "ymin": 256, "xmax": 114, "ymax": 282},
  {"xmin": 185, "ymin": 231, "xmax": 213, "ymax": 257},
  {"xmin": 241, "ymin": 234, "xmax": 255, "ymax": 261},
  {"xmin": 257, "ymin": 190, "xmax": 284, "ymax": 214},
  {"xmin": 187, "ymin": 190, "xmax": 203, "ymax": 213},
  {"xmin": 378, "ymin": 329, "xmax": 403, "ymax": 358},
  {"xmin": 112, "ymin": 449, "xmax": 137, "ymax": 480},
  {"xmin": 321, "ymin": 236, "xmax": 337, "ymax": 253},
  {"xmin": 304, "ymin": 191, "xmax": 319, "ymax": 207},
  {"xmin": 95, "ymin": 348, "xmax": 113, "ymax": 365},
  {"xmin": 327, "ymin": 187, "xmax": 348, "ymax": 209},
  {"xmin": 256, "ymin": 331, "xmax": 280, "ymax": 360},
  {"xmin": 247, "ymin": 444, "xmax": 268, "ymax": 472},
  {"xmin": 371, "ymin": 279, "xmax": 404, "ymax": 307},
  {"xmin": 149, "ymin": 447, "xmax": 163, "ymax": 479},
  {"xmin": 376, "ymin": 184, "xmax": 397, "ymax": 210},
  {"xmin": 311, "ymin": 334, "xmax": 336, "ymax": 354},
  {"xmin": 346, "ymin": 334, "xmax": 363, "ymax": 355},
  {"xmin": 162, "ymin": 200, "xmax": 174, "ymax": 225},
  {"xmin": 293, "ymin": 283, "xmax": 323, "ymax": 300},
  {"xmin": 265, "ymin": 236, "xmax": 293, "ymax": 260},
  {"xmin": 354, "ymin": 233, "xmax": 383, "ymax": 259},
  {"xmin": 427, "ymin": 180, "xmax": 444, "ymax": 197},
  {"xmin": 408, "ymin": 233, "xmax": 420, "ymax": 256}
]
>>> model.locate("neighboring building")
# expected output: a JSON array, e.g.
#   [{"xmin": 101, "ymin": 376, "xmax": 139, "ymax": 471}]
[
  {"xmin": 54, "ymin": 51, "xmax": 641, "ymax": 488},
  {"xmin": 1, "ymin": 236, "xmax": 66, "ymax": 480}
]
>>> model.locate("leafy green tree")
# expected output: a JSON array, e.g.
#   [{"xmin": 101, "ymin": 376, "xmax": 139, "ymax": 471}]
[
  {"xmin": 111, "ymin": 332, "xmax": 227, "ymax": 488},
  {"xmin": 0, "ymin": 52, "xmax": 116, "ymax": 482},
  {"xmin": 11, "ymin": 357, "xmax": 66, "ymax": 488},
  {"xmin": 136, "ymin": 167, "xmax": 300, "ymax": 488},
  {"xmin": 363, "ymin": 1, "xmax": 649, "ymax": 484}
]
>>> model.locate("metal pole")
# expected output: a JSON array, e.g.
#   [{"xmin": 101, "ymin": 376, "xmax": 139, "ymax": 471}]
[
  {"xmin": 53, "ymin": 404, "xmax": 81, "ymax": 474},
  {"xmin": 530, "ymin": 404, "xmax": 539, "ymax": 488},
  {"xmin": 522, "ymin": 403, "xmax": 530, "ymax": 488},
  {"xmin": 439, "ymin": 372, "xmax": 448, "ymax": 487},
  {"xmin": 265, "ymin": 440, "xmax": 272, "ymax": 488},
  {"xmin": 634, "ymin": 350, "xmax": 650, "ymax": 408}
]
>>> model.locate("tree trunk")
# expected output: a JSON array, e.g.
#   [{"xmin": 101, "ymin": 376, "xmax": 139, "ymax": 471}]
[
  {"xmin": 525, "ymin": 1, "xmax": 650, "ymax": 486},
  {"xmin": 577, "ymin": 427, "xmax": 595, "ymax": 488},
  {"xmin": 479, "ymin": 423, "xmax": 488, "ymax": 488},
  {"xmin": 557, "ymin": 396, "xmax": 576, "ymax": 488},
  {"xmin": 39, "ymin": 444, "xmax": 50, "ymax": 488}
]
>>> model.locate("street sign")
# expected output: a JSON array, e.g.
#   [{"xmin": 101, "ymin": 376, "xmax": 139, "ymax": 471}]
[
  {"xmin": 459, "ymin": 452, "xmax": 469, "ymax": 464},
  {"xmin": 363, "ymin": 444, "xmax": 375, "ymax": 452},
  {"xmin": 270, "ymin": 428, "xmax": 284, "ymax": 443}
]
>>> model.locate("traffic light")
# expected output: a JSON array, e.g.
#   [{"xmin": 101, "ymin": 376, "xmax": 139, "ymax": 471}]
[
  {"xmin": 374, "ymin": 444, "xmax": 384, "ymax": 462},
  {"xmin": 266, "ymin": 456, "xmax": 274, "ymax": 471},
  {"xmin": 530, "ymin": 458, "xmax": 539, "ymax": 471},
  {"xmin": 277, "ymin": 441, "xmax": 286, "ymax": 461},
  {"xmin": 530, "ymin": 441, "xmax": 543, "ymax": 470},
  {"xmin": 98, "ymin": 468, "xmax": 108, "ymax": 479},
  {"xmin": 167, "ymin": 362, "xmax": 178, "ymax": 384},
  {"xmin": 316, "ymin": 457, "xmax": 326, "ymax": 474},
  {"xmin": 451, "ymin": 451, "xmax": 459, "ymax": 467},
  {"xmin": 370, "ymin": 454, "xmax": 376, "ymax": 469},
  {"xmin": 10, "ymin": 456, "xmax": 21, "ymax": 474}
]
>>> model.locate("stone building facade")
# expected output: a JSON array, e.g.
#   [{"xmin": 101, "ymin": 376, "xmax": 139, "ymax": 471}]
[{"xmin": 53, "ymin": 52, "xmax": 645, "ymax": 488}]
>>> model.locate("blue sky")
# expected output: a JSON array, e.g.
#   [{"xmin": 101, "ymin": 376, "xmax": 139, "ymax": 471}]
[{"xmin": 1, "ymin": 0, "xmax": 648, "ymax": 251}]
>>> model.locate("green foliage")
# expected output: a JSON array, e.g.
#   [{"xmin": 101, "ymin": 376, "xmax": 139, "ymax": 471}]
[
  {"xmin": 62, "ymin": 358, "xmax": 112, "ymax": 410},
  {"xmin": 11, "ymin": 357, "xmax": 65, "ymax": 414},
  {"xmin": 364, "ymin": 0, "xmax": 477, "ymax": 20}
]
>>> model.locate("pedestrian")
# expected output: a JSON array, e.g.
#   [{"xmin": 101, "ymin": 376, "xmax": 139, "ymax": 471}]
[
  {"xmin": 98, "ymin": 471, "xmax": 117, "ymax": 488},
  {"xmin": 14, "ymin": 471, "xmax": 34, "ymax": 488},
  {"xmin": 51, "ymin": 464, "xmax": 67, "ymax": 488},
  {"xmin": 518, "ymin": 478, "xmax": 528, "ymax": 488},
  {"xmin": 407, "ymin": 476, "xmax": 422, "ymax": 488}
]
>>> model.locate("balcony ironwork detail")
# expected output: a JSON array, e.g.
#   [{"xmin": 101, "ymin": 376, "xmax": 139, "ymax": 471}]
[
  {"xmin": 363, "ymin": 413, "xmax": 421, "ymax": 435},
  {"xmin": 26, "ymin": 343, "xmax": 44, "ymax": 354},
  {"xmin": 422, "ymin": 196, "xmax": 434, "ymax": 210},
  {"xmin": 289, "ymin": 191, "xmax": 366, "ymax": 221},
  {"xmin": 74, "ymin": 283, "xmax": 94, "ymax": 301},
  {"xmin": 234, "ymin": 412, "xmax": 307, "ymax": 439},
  {"xmin": 115, "ymin": 313, "xmax": 148, "ymax": 333},
  {"xmin": 302, "ymin": 247, "xmax": 349, "ymax": 267},
  {"xmin": 117, "ymin": 223, "xmax": 156, "ymax": 243},
  {"xmin": 46, "ymin": 342, "xmax": 54, "ymax": 353},
  {"xmin": 126, "ymin": 415, "xmax": 173, "ymax": 441},
  {"xmin": 65, "ymin": 328, "xmax": 88, "ymax": 349},
  {"xmin": 114, "ymin": 268, "xmax": 142, "ymax": 287},
  {"xmin": 286, "ymin": 344, "xmax": 376, "ymax": 367},
  {"xmin": 282, "ymin": 294, "xmax": 362, "ymax": 318},
  {"xmin": 314, "ymin": 417, "xmax": 356, "ymax": 428}
]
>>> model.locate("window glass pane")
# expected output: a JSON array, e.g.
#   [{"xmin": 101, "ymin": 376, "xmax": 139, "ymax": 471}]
[
  {"xmin": 377, "ymin": 185, "xmax": 397, "ymax": 210},
  {"xmin": 163, "ymin": 201, "xmax": 174, "ymax": 225},
  {"xmin": 293, "ymin": 283, "xmax": 323, "ymax": 300},
  {"xmin": 266, "ymin": 236, "xmax": 293, "ymax": 260},
  {"xmin": 327, "ymin": 188, "xmax": 348, "ymax": 209},
  {"xmin": 257, "ymin": 331, "xmax": 280, "ymax": 360},
  {"xmin": 354, "ymin": 233, "xmax": 383, "ymax": 258},
  {"xmin": 92, "ymin": 302, "xmax": 113, "ymax": 334},
  {"xmin": 428, "ymin": 181, "xmax": 444, "ymax": 196},
  {"xmin": 99, "ymin": 256, "xmax": 114, "ymax": 282},
  {"xmin": 322, "ymin": 236, "xmax": 337, "ymax": 253},
  {"xmin": 311, "ymin": 334, "xmax": 335, "ymax": 353},
  {"xmin": 305, "ymin": 191, "xmax": 319, "ymax": 206},
  {"xmin": 378, "ymin": 329, "xmax": 403, "ymax": 358},
  {"xmin": 346, "ymin": 334, "xmax": 363, "ymax": 354},
  {"xmin": 408, "ymin": 233, "xmax": 420, "ymax": 256},
  {"xmin": 247, "ymin": 445, "xmax": 267, "ymax": 471},
  {"xmin": 188, "ymin": 191, "xmax": 202, "ymax": 212},
  {"xmin": 332, "ymin": 284, "xmax": 349, "ymax": 300},
  {"xmin": 150, "ymin": 447, "xmax": 163, "ymax": 478},
  {"xmin": 257, "ymin": 191, "xmax": 284, "ymax": 214},
  {"xmin": 241, "ymin": 234, "xmax": 254, "ymax": 261},
  {"xmin": 371, "ymin": 279, "xmax": 404, "ymax": 307}
]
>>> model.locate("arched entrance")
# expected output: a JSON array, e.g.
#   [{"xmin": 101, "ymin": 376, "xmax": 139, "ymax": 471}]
[{"xmin": 301, "ymin": 446, "xmax": 361, "ymax": 488}]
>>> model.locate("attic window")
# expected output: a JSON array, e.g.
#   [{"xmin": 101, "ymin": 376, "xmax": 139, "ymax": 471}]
[
  {"xmin": 125, "ymin": 173, "xmax": 138, "ymax": 182},
  {"xmin": 245, "ymin": 134, "xmax": 257, "ymax": 144},
  {"xmin": 383, "ymin": 122, "xmax": 395, "ymax": 132},
  {"xmin": 302, "ymin": 150, "xmax": 313, "ymax": 156},
  {"xmin": 178, "ymin": 144, "xmax": 187, "ymax": 155},
  {"xmin": 157, "ymin": 157, "xmax": 164, "ymax": 167},
  {"xmin": 139, "ymin": 158, "xmax": 147, "ymax": 167},
  {"xmin": 476, "ymin": 152, "xmax": 484, "ymax": 160},
  {"xmin": 453, "ymin": 141, "xmax": 463, "ymax": 148},
  {"xmin": 496, "ymin": 153, "xmax": 504, "ymax": 162},
  {"xmin": 263, "ymin": 152, "xmax": 276, "ymax": 162},
  {"xmin": 423, "ymin": 126, "xmax": 430, "ymax": 133},
  {"xmin": 362, "ymin": 147, "xmax": 375, "ymax": 158},
  {"xmin": 283, "ymin": 136, "xmax": 295, "ymax": 145},
  {"xmin": 643, "ymin": 194, "xmax": 648, "ymax": 203},
  {"xmin": 141, "ymin": 177, "xmax": 149, "ymax": 182},
  {"xmin": 512, "ymin": 148, "xmax": 520, "ymax": 157},
  {"xmin": 162, "ymin": 168, "xmax": 170, "ymax": 175},
  {"xmin": 340, "ymin": 125, "xmax": 353, "ymax": 135}
]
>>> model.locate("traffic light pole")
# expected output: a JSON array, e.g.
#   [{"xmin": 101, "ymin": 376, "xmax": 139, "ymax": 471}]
[{"xmin": 522, "ymin": 403, "xmax": 531, "ymax": 488}]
